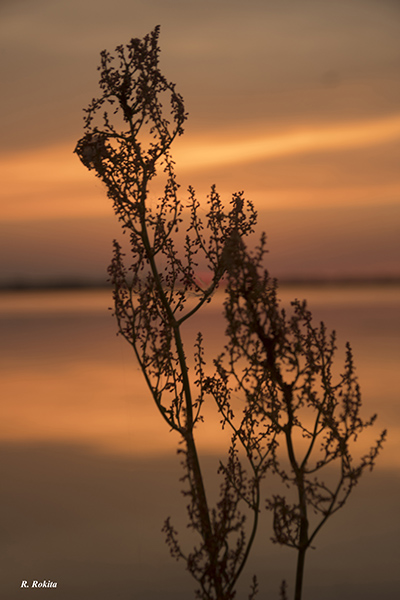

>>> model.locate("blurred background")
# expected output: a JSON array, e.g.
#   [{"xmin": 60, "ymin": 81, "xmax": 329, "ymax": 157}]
[
  {"xmin": 0, "ymin": 1, "xmax": 399, "ymax": 599},
  {"xmin": 1, "ymin": 0, "xmax": 399, "ymax": 285}
]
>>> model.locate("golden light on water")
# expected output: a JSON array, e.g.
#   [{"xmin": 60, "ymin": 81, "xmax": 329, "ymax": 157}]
[
  {"xmin": 1, "ymin": 288, "xmax": 397, "ymax": 466},
  {"xmin": 1, "ymin": 3, "xmax": 399, "ymax": 596}
]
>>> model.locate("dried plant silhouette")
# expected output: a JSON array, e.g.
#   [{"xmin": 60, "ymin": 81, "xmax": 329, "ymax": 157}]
[
  {"xmin": 206, "ymin": 235, "xmax": 387, "ymax": 600},
  {"xmin": 75, "ymin": 26, "xmax": 386, "ymax": 600},
  {"xmin": 74, "ymin": 26, "xmax": 268, "ymax": 600}
]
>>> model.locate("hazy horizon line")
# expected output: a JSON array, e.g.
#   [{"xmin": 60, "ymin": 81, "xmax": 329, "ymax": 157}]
[{"xmin": 1, "ymin": 275, "xmax": 399, "ymax": 293}]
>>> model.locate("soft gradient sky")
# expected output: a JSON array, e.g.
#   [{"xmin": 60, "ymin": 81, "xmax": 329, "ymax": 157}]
[
  {"xmin": 1, "ymin": 5, "xmax": 399, "ymax": 597},
  {"xmin": 0, "ymin": 0, "xmax": 399, "ymax": 283}
]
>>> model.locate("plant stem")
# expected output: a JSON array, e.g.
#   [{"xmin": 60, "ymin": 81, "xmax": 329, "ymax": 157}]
[
  {"xmin": 294, "ymin": 470, "xmax": 308, "ymax": 600},
  {"xmin": 294, "ymin": 546, "xmax": 307, "ymax": 600}
]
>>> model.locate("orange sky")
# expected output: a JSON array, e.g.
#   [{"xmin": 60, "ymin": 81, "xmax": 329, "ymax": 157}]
[
  {"xmin": 1, "ymin": 7, "xmax": 398, "ymax": 597},
  {"xmin": 1, "ymin": 112, "xmax": 400, "ymax": 223},
  {"xmin": 0, "ymin": 0, "xmax": 399, "ymax": 281}
]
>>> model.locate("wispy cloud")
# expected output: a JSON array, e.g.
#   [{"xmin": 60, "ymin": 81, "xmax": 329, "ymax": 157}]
[
  {"xmin": 174, "ymin": 114, "xmax": 400, "ymax": 171},
  {"xmin": 1, "ymin": 113, "xmax": 400, "ymax": 221}
]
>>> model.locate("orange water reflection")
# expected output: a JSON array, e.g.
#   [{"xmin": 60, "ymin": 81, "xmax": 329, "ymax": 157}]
[{"xmin": 1, "ymin": 286, "xmax": 398, "ymax": 465}]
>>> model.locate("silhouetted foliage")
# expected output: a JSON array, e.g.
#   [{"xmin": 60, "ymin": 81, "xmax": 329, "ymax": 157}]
[
  {"xmin": 75, "ymin": 26, "xmax": 269, "ymax": 600},
  {"xmin": 75, "ymin": 26, "xmax": 386, "ymax": 600},
  {"xmin": 206, "ymin": 233, "xmax": 387, "ymax": 599}
]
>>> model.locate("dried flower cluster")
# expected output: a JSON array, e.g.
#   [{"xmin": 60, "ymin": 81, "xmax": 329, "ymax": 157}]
[
  {"xmin": 208, "ymin": 233, "xmax": 386, "ymax": 599},
  {"xmin": 76, "ymin": 27, "xmax": 386, "ymax": 600}
]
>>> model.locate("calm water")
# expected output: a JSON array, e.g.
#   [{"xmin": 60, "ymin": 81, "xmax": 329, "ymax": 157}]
[{"xmin": 1, "ymin": 286, "xmax": 399, "ymax": 599}]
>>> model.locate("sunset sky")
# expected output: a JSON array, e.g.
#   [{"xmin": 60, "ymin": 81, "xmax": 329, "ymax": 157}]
[
  {"xmin": 1, "ymin": 4, "xmax": 399, "ymax": 598},
  {"xmin": 0, "ymin": 0, "xmax": 399, "ymax": 283}
]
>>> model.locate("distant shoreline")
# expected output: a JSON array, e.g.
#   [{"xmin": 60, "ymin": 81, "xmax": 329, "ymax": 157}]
[{"xmin": 1, "ymin": 277, "xmax": 399, "ymax": 293}]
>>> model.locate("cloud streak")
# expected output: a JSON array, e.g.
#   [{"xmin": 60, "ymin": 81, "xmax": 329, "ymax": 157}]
[
  {"xmin": 175, "ymin": 114, "xmax": 400, "ymax": 171},
  {"xmin": 1, "ymin": 113, "xmax": 400, "ymax": 221}
]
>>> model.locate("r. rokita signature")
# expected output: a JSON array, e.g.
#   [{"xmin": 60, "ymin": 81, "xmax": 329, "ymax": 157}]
[{"xmin": 21, "ymin": 580, "xmax": 57, "ymax": 588}]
